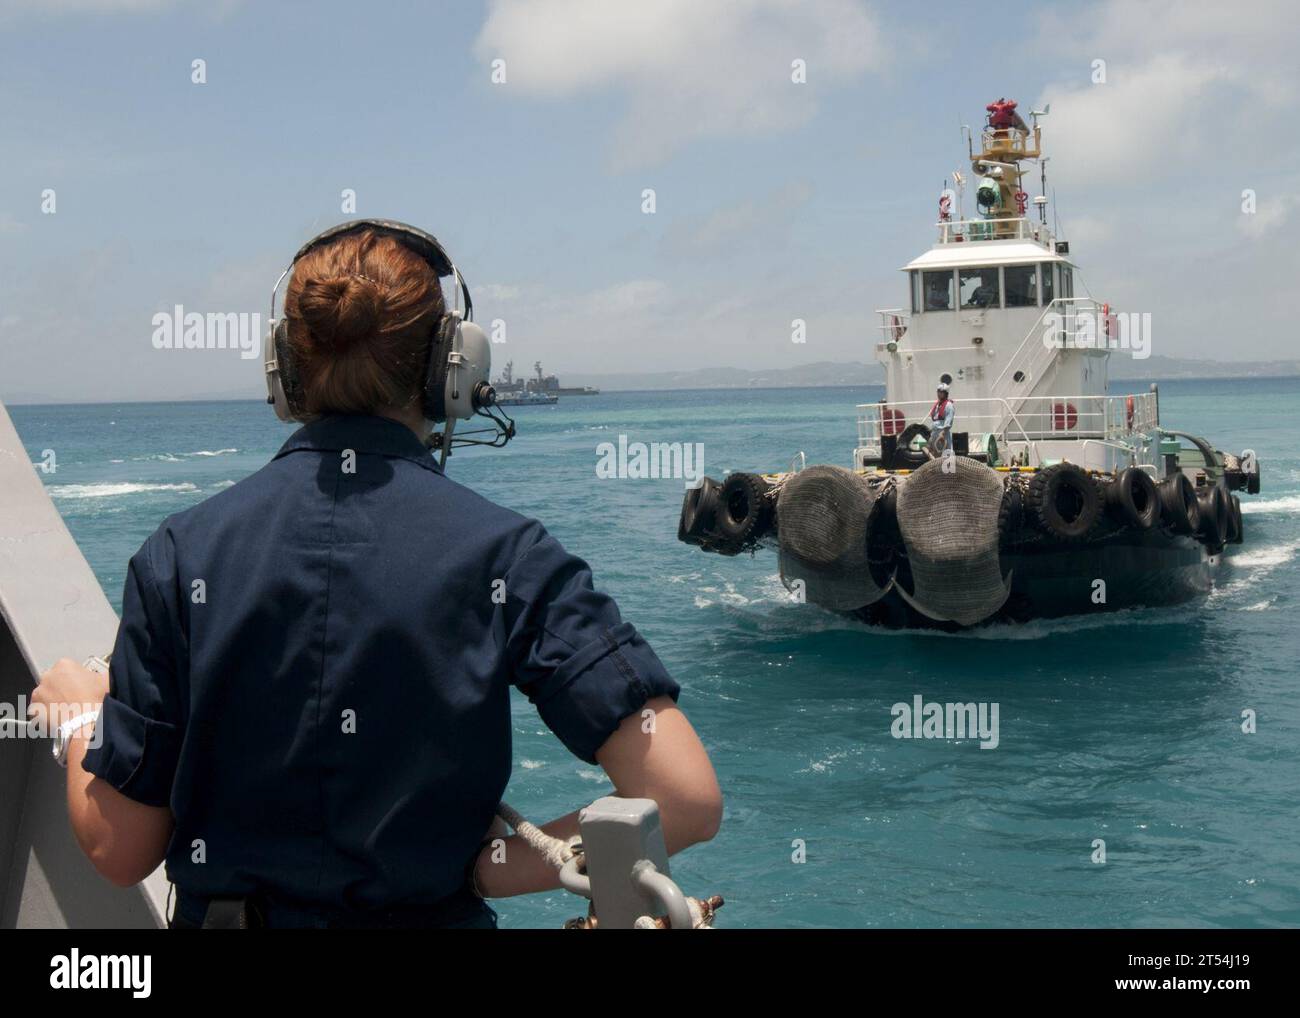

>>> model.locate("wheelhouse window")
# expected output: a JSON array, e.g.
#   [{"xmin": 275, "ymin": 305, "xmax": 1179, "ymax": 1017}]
[
  {"xmin": 922, "ymin": 269, "xmax": 954, "ymax": 311},
  {"xmin": 1004, "ymin": 264, "xmax": 1038, "ymax": 307},
  {"xmin": 910, "ymin": 270, "xmax": 921, "ymax": 314},
  {"xmin": 1060, "ymin": 265, "xmax": 1074, "ymax": 299},
  {"xmin": 959, "ymin": 266, "xmax": 1000, "ymax": 309},
  {"xmin": 1041, "ymin": 262, "xmax": 1054, "ymax": 304}
]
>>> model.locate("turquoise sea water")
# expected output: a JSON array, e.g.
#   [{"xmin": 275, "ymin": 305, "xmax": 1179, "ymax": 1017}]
[{"xmin": 9, "ymin": 378, "xmax": 1300, "ymax": 929}]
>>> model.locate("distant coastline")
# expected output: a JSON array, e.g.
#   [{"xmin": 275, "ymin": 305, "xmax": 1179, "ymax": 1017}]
[
  {"xmin": 3, "ymin": 357, "xmax": 1297, "ymax": 405},
  {"xmin": 560, "ymin": 356, "xmax": 1300, "ymax": 391}
]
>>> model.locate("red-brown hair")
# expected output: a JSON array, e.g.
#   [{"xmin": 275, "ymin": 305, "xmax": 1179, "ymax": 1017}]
[{"xmin": 283, "ymin": 229, "xmax": 445, "ymax": 418}]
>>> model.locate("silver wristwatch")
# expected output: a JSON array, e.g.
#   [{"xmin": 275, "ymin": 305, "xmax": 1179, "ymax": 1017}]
[
  {"xmin": 52, "ymin": 711, "xmax": 100, "ymax": 768},
  {"xmin": 50, "ymin": 655, "xmax": 110, "ymax": 768}
]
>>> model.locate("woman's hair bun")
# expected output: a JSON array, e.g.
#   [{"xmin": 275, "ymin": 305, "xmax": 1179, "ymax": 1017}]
[
  {"xmin": 296, "ymin": 273, "xmax": 384, "ymax": 352},
  {"xmin": 282, "ymin": 229, "xmax": 444, "ymax": 417}
]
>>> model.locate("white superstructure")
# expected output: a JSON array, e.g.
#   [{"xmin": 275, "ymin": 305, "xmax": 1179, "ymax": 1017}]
[{"xmin": 856, "ymin": 99, "xmax": 1161, "ymax": 477}]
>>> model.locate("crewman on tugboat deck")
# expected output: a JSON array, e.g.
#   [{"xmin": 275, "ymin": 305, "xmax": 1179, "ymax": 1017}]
[{"xmin": 927, "ymin": 382, "xmax": 954, "ymax": 457}]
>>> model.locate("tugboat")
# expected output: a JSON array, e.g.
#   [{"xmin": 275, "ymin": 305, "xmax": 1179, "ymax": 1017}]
[{"xmin": 677, "ymin": 98, "xmax": 1261, "ymax": 628}]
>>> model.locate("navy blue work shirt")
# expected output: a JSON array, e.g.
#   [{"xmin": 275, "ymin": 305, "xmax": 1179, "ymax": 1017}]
[{"xmin": 83, "ymin": 415, "xmax": 679, "ymax": 910}]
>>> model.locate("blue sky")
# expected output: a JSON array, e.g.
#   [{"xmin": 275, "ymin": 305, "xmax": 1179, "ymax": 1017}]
[{"xmin": 1, "ymin": 0, "xmax": 1297, "ymax": 402}]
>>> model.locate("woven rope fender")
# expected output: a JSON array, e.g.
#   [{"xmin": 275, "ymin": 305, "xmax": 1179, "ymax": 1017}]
[
  {"xmin": 776, "ymin": 465, "xmax": 891, "ymax": 611},
  {"xmin": 895, "ymin": 456, "xmax": 1011, "ymax": 625}
]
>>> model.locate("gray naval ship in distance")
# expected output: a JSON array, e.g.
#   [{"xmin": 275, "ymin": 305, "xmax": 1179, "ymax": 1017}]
[
  {"xmin": 495, "ymin": 360, "xmax": 599, "ymax": 397},
  {"xmin": 677, "ymin": 98, "xmax": 1262, "ymax": 629}
]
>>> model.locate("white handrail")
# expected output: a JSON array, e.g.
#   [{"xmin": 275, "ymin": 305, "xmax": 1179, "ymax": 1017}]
[
  {"xmin": 935, "ymin": 216, "xmax": 1055, "ymax": 247},
  {"xmin": 857, "ymin": 392, "xmax": 1158, "ymax": 448},
  {"xmin": 990, "ymin": 297, "xmax": 1102, "ymax": 393}
]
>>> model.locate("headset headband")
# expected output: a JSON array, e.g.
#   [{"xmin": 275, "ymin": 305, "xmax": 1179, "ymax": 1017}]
[
  {"xmin": 270, "ymin": 218, "xmax": 472, "ymax": 323},
  {"xmin": 264, "ymin": 218, "xmax": 511, "ymax": 463}
]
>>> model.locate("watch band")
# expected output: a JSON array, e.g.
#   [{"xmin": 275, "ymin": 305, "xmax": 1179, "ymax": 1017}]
[{"xmin": 52, "ymin": 710, "xmax": 100, "ymax": 768}]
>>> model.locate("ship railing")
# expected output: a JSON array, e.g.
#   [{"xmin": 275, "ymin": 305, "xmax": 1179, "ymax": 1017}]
[
  {"xmin": 856, "ymin": 392, "xmax": 1159, "ymax": 459},
  {"xmin": 876, "ymin": 308, "xmax": 911, "ymax": 344},
  {"xmin": 989, "ymin": 297, "xmax": 1107, "ymax": 399},
  {"xmin": 935, "ymin": 217, "xmax": 1054, "ymax": 247},
  {"xmin": 978, "ymin": 125, "xmax": 1042, "ymax": 160}
]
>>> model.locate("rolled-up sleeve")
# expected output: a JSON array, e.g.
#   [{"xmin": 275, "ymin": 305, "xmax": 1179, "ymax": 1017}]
[
  {"xmin": 504, "ymin": 532, "xmax": 679, "ymax": 764},
  {"xmin": 82, "ymin": 537, "xmax": 184, "ymax": 808}
]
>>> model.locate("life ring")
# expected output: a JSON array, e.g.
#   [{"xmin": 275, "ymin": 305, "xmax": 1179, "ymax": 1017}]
[
  {"xmin": 1026, "ymin": 463, "xmax": 1101, "ymax": 540},
  {"xmin": 1196, "ymin": 484, "xmax": 1229, "ymax": 549},
  {"xmin": 1014, "ymin": 190, "xmax": 1028, "ymax": 214},
  {"xmin": 1125, "ymin": 395, "xmax": 1135, "ymax": 430},
  {"xmin": 716, "ymin": 472, "xmax": 773, "ymax": 547},
  {"xmin": 1051, "ymin": 402, "xmax": 1078, "ymax": 430},
  {"xmin": 1102, "ymin": 303, "xmax": 1112, "ymax": 339},
  {"xmin": 1158, "ymin": 473, "xmax": 1200, "ymax": 535},
  {"xmin": 1105, "ymin": 467, "xmax": 1159, "ymax": 530},
  {"xmin": 890, "ymin": 314, "xmax": 906, "ymax": 343},
  {"xmin": 881, "ymin": 407, "xmax": 905, "ymax": 436}
]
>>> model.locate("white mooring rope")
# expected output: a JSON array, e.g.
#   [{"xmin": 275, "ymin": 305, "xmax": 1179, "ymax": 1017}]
[
  {"xmin": 494, "ymin": 801, "xmax": 721, "ymax": 929},
  {"xmin": 495, "ymin": 801, "xmax": 580, "ymax": 870}
]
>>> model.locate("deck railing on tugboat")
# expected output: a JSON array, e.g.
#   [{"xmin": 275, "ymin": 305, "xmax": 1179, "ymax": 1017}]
[
  {"xmin": 978, "ymin": 125, "xmax": 1042, "ymax": 160},
  {"xmin": 934, "ymin": 217, "xmax": 1055, "ymax": 247},
  {"xmin": 856, "ymin": 391, "xmax": 1159, "ymax": 465}
]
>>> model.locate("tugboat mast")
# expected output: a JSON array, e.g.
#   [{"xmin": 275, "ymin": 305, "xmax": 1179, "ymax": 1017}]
[{"xmin": 970, "ymin": 97, "xmax": 1040, "ymax": 239}]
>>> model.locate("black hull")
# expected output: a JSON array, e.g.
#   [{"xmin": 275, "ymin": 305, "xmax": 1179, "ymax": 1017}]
[{"xmin": 856, "ymin": 528, "xmax": 1216, "ymax": 630}]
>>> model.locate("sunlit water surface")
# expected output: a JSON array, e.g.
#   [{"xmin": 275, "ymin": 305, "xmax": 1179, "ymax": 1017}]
[{"xmin": 11, "ymin": 378, "xmax": 1299, "ymax": 928}]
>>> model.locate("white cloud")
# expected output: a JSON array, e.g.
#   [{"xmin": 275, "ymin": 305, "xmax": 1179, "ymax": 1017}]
[
  {"xmin": 662, "ymin": 180, "xmax": 812, "ymax": 259},
  {"xmin": 1237, "ymin": 189, "xmax": 1300, "ymax": 239},
  {"xmin": 476, "ymin": 283, "xmax": 524, "ymax": 302},
  {"xmin": 1056, "ymin": 214, "xmax": 1113, "ymax": 250},
  {"xmin": 466, "ymin": 262, "xmax": 881, "ymax": 375},
  {"xmin": 1038, "ymin": 53, "xmax": 1234, "ymax": 186},
  {"xmin": 474, "ymin": 0, "xmax": 886, "ymax": 169},
  {"xmin": 567, "ymin": 279, "xmax": 669, "ymax": 318},
  {"xmin": 1033, "ymin": 0, "xmax": 1299, "ymax": 185},
  {"xmin": 486, "ymin": 277, "xmax": 668, "ymax": 320}
]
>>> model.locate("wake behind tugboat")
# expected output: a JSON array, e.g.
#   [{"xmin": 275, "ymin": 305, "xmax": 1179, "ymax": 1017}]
[{"xmin": 678, "ymin": 98, "xmax": 1261, "ymax": 629}]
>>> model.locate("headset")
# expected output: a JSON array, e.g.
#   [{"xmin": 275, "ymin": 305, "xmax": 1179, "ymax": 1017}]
[{"xmin": 264, "ymin": 219, "xmax": 514, "ymax": 466}]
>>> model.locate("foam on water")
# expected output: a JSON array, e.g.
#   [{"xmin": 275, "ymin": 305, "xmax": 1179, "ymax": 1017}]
[
  {"xmin": 8, "ymin": 382, "xmax": 1300, "ymax": 929},
  {"xmin": 1239, "ymin": 494, "xmax": 1300, "ymax": 515},
  {"xmin": 133, "ymin": 448, "xmax": 238, "ymax": 462},
  {"xmin": 1224, "ymin": 539, "xmax": 1300, "ymax": 571},
  {"xmin": 47, "ymin": 481, "xmax": 200, "ymax": 499}
]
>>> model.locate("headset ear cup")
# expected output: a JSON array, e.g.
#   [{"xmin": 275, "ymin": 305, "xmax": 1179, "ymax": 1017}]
[
  {"xmin": 274, "ymin": 319, "xmax": 303, "ymax": 419},
  {"xmin": 422, "ymin": 314, "xmax": 459, "ymax": 423}
]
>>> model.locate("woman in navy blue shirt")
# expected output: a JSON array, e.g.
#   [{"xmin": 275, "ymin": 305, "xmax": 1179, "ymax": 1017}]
[{"xmin": 32, "ymin": 223, "xmax": 722, "ymax": 928}]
